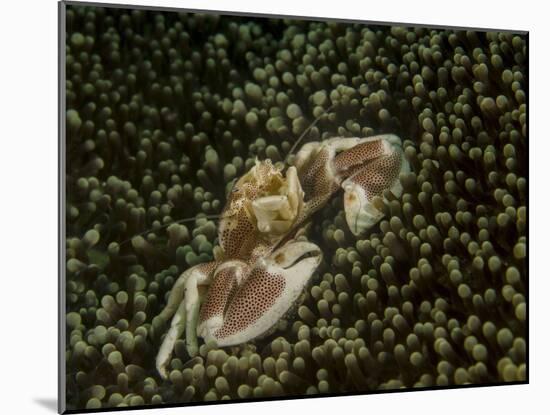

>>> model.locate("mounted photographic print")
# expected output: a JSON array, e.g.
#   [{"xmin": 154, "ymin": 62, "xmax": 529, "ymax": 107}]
[{"xmin": 59, "ymin": 1, "xmax": 528, "ymax": 413}]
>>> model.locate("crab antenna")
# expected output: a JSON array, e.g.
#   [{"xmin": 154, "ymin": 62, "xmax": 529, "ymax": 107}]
[
  {"xmin": 119, "ymin": 213, "xmax": 233, "ymax": 246},
  {"xmin": 284, "ymin": 103, "xmax": 334, "ymax": 165}
]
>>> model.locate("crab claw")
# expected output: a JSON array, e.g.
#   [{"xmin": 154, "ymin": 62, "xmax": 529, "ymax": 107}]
[
  {"xmin": 341, "ymin": 135, "xmax": 409, "ymax": 235},
  {"xmin": 202, "ymin": 241, "xmax": 322, "ymax": 347}
]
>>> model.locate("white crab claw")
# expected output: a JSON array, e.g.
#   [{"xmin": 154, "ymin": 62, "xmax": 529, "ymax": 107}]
[
  {"xmin": 203, "ymin": 241, "xmax": 322, "ymax": 347},
  {"xmin": 342, "ymin": 181, "xmax": 386, "ymax": 236},
  {"xmin": 341, "ymin": 137, "xmax": 410, "ymax": 235}
]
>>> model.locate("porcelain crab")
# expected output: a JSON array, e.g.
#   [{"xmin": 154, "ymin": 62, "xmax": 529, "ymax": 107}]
[{"xmin": 155, "ymin": 134, "xmax": 409, "ymax": 379}]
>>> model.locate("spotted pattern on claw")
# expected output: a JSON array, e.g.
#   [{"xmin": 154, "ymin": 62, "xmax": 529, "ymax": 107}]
[
  {"xmin": 215, "ymin": 268, "xmax": 285, "ymax": 339},
  {"xmin": 199, "ymin": 266, "xmax": 241, "ymax": 322},
  {"xmin": 195, "ymin": 260, "xmax": 219, "ymax": 276},
  {"xmin": 347, "ymin": 150, "xmax": 402, "ymax": 198},
  {"xmin": 219, "ymin": 213, "xmax": 256, "ymax": 259},
  {"xmin": 301, "ymin": 149, "xmax": 331, "ymax": 199},
  {"xmin": 299, "ymin": 149, "xmax": 340, "ymax": 219},
  {"xmin": 333, "ymin": 139, "xmax": 387, "ymax": 174}
]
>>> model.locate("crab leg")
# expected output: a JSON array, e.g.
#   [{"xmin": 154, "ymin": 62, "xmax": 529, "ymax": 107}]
[
  {"xmin": 156, "ymin": 261, "xmax": 217, "ymax": 379},
  {"xmin": 158, "ymin": 261, "xmax": 218, "ymax": 321},
  {"xmin": 156, "ymin": 300, "xmax": 187, "ymax": 380},
  {"xmin": 183, "ymin": 270, "xmax": 206, "ymax": 358}
]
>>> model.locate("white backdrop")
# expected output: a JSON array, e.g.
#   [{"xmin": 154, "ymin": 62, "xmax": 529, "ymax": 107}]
[{"xmin": 0, "ymin": 0, "xmax": 543, "ymax": 414}]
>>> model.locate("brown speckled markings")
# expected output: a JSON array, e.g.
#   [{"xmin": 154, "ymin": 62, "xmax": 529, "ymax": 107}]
[
  {"xmin": 333, "ymin": 139, "xmax": 387, "ymax": 175},
  {"xmin": 218, "ymin": 160, "xmax": 287, "ymax": 259},
  {"xmin": 199, "ymin": 261, "xmax": 219, "ymax": 276},
  {"xmin": 298, "ymin": 148, "xmax": 340, "ymax": 221},
  {"xmin": 301, "ymin": 148, "xmax": 332, "ymax": 199},
  {"xmin": 219, "ymin": 179, "xmax": 259, "ymax": 259},
  {"xmin": 348, "ymin": 150, "xmax": 402, "ymax": 198},
  {"xmin": 215, "ymin": 268, "xmax": 285, "ymax": 339},
  {"xmin": 199, "ymin": 265, "xmax": 241, "ymax": 322},
  {"xmin": 219, "ymin": 210, "xmax": 256, "ymax": 259}
]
